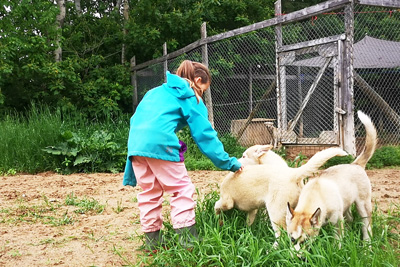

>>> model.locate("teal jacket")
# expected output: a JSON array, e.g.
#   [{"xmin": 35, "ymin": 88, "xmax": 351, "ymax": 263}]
[{"xmin": 123, "ymin": 71, "xmax": 241, "ymax": 186}]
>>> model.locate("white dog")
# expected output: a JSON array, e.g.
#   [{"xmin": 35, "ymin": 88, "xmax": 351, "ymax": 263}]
[
  {"xmin": 286, "ymin": 110, "xmax": 376, "ymax": 251},
  {"xmin": 215, "ymin": 144, "xmax": 347, "ymax": 243}
]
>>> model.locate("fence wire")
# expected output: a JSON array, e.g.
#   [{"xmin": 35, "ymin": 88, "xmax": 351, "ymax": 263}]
[{"xmin": 134, "ymin": 1, "xmax": 400, "ymax": 151}]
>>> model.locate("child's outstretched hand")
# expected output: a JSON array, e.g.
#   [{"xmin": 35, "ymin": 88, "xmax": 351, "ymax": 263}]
[{"xmin": 236, "ymin": 165, "xmax": 244, "ymax": 173}]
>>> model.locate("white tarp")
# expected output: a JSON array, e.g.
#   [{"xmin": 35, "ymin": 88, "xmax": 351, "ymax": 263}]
[{"xmin": 291, "ymin": 36, "xmax": 400, "ymax": 69}]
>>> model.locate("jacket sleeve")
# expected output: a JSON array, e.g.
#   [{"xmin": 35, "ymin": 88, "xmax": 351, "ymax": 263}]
[
  {"xmin": 123, "ymin": 156, "xmax": 137, "ymax": 187},
  {"xmin": 185, "ymin": 100, "xmax": 241, "ymax": 172}
]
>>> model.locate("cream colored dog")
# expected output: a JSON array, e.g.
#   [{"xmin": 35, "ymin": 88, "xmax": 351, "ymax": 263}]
[
  {"xmin": 214, "ymin": 144, "xmax": 347, "ymax": 242},
  {"xmin": 286, "ymin": 110, "xmax": 376, "ymax": 251}
]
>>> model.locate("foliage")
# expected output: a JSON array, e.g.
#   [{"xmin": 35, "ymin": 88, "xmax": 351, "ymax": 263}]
[
  {"xmin": 43, "ymin": 129, "xmax": 126, "ymax": 174},
  {"xmin": 177, "ymin": 127, "xmax": 246, "ymax": 171},
  {"xmin": 0, "ymin": 104, "xmax": 129, "ymax": 175},
  {"xmin": 3, "ymin": 105, "xmax": 400, "ymax": 175},
  {"xmin": 368, "ymin": 146, "xmax": 400, "ymax": 168},
  {"xmin": 322, "ymin": 154, "xmax": 355, "ymax": 169},
  {"xmin": 1, "ymin": 0, "xmax": 275, "ymax": 117}
]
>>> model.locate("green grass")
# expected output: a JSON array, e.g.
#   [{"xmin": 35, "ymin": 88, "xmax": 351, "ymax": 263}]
[
  {"xmin": 65, "ymin": 192, "xmax": 105, "ymax": 215},
  {"xmin": 0, "ymin": 193, "xmax": 107, "ymax": 226},
  {"xmin": 130, "ymin": 191, "xmax": 400, "ymax": 266}
]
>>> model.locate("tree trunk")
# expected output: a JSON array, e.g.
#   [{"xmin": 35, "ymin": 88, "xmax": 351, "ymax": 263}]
[
  {"xmin": 74, "ymin": 0, "xmax": 82, "ymax": 17},
  {"xmin": 55, "ymin": 0, "xmax": 66, "ymax": 62}
]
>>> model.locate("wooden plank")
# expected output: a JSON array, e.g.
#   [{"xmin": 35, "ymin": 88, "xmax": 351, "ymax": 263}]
[
  {"xmin": 279, "ymin": 34, "xmax": 346, "ymax": 52},
  {"xmin": 130, "ymin": 56, "xmax": 138, "ymax": 112},
  {"xmin": 276, "ymin": 0, "xmax": 351, "ymax": 24},
  {"xmin": 201, "ymin": 22, "xmax": 215, "ymax": 128},
  {"xmin": 276, "ymin": 0, "xmax": 285, "ymax": 130},
  {"xmin": 288, "ymin": 57, "xmax": 333, "ymax": 132},
  {"xmin": 342, "ymin": 1, "xmax": 356, "ymax": 156},
  {"xmin": 357, "ymin": 0, "xmax": 400, "ymax": 8},
  {"xmin": 163, "ymin": 42, "xmax": 167, "ymax": 82}
]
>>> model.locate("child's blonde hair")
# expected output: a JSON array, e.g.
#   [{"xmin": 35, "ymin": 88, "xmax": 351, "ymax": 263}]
[{"xmin": 176, "ymin": 60, "xmax": 211, "ymax": 102}]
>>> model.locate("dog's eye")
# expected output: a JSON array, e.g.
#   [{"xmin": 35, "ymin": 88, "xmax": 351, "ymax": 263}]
[{"xmin": 291, "ymin": 237, "xmax": 296, "ymax": 243}]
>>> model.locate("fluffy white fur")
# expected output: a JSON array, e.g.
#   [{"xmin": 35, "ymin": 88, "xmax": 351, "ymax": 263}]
[
  {"xmin": 286, "ymin": 111, "xmax": 376, "ymax": 251},
  {"xmin": 215, "ymin": 144, "xmax": 347, "ymax": 242}
]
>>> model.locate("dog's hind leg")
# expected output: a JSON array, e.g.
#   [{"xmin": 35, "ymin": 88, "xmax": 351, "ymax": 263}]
[
  {"xmin": 344, "ymin": 208, "xmax": 354, "ymax": 222},
  {"xmin": 247, "ymin": 209, "xmax": 258, "ymax": 226},
  {"xmin": 356, "ymin": 200, "xmax": 373, "ymax": 241}
]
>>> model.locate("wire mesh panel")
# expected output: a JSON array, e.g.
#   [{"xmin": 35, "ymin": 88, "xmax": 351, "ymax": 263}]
[
  {"xmin": 282, "ymin": 8, "xmax": 346, "ymax": 46},
  {"xmin": 132, "ymin": 0, "xmax": 400, "ymax": 151},
  {"xmin": 136, "ymin": 63, "xmax": 164, "ymax": 103},
  {"xmin": 353, "ymin": 3, "xmax": 400, "ymax": 149},
  {"xmin": 206, "ymin": 28, "xmax": 277, "ymax": 145}
]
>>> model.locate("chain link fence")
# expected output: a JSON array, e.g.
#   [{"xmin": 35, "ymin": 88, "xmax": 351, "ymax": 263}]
[{"xmin": 132, "ymin": 0, "xmax": 400, "ymax": 156}]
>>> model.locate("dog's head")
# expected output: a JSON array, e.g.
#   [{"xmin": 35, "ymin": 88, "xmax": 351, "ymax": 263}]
[
  {"xmin": 238, "ymin": 144, "xmax": 273, "ymax": 165},
  {"xmin": 264, "ymin": 122, "xmax": 275, "ymax": 129},
  {"xmin": 286, "ymin": 202, "xmax": 322, "ymax": 251}
]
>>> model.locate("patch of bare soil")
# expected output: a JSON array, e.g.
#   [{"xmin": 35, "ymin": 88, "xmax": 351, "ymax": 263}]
[{"xmin": 0, "ymin": 169, "xmax": 399, "ymax": 266}]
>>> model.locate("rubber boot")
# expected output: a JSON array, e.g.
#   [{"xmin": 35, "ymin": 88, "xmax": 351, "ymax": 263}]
[
  {"xmin": 144, "ymin": 230, "xmax": 164, "ymax": 253},
  {"xmin": 174, "ymin": 224, "xmax": 199, "ymax": 249}
]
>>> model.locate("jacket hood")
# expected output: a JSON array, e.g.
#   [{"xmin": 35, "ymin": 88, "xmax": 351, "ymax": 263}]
[{"xmin": 164, "ymin": 71, "xmax": 195, "ymax": 99}]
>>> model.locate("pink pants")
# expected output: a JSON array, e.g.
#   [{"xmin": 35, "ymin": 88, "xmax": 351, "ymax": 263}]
[{"xmin": 131, "ymin": 156, "xmax": 196, "ymax": 233}]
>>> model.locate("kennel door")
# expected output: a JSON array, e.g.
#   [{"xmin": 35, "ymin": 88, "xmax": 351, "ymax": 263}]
[{"xmin": 277, "ymin": 39, "xmax": 342, "ymax": 146}]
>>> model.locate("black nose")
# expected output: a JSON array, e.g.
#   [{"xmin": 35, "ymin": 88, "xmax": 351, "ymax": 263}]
[{"xmin": 291, "ymin": 237, "xmax": 296, "ymax": 243}]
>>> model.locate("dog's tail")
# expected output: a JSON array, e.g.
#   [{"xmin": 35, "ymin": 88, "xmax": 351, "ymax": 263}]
[
  {"xmin": 293, "ymin": 147, "xmax": 348, "ymax": 182},
  {"xmin": 352, "ymin": 110, "xmax": 377, "ymax": 168}
]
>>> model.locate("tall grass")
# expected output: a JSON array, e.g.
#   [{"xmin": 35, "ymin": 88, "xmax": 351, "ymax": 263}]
[
  {"xmin": 0, "ymin": 104, "xmax": 130, "ymax": 174},
  {"xmin": 131, "ymin": 191, "xmax": 400, "ymax": 266},
  {"xmin": 0, "ymin": 104, "xmax": 62, "ymax": 173}
]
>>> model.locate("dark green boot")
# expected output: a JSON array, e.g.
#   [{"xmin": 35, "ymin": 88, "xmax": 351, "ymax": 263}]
[
  {"xmin": 144, "ymin": 230, "xmax": 164, "ymax": 252},
  {"xmin": 174, "ymin": 224, "xmax": 199, "ymax": 249}
]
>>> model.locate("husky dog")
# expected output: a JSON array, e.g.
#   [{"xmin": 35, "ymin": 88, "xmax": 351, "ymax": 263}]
[
  {"xmin": 286, "ymin": 111, "xmax": 376, "ymax": 251},
  {"xmin": 215, "ymin": 144, "xmax": 347, "ymax": 242}
]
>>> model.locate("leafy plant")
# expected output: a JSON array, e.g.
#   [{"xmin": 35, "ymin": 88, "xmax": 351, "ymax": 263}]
[
  {"xmin": 43, "ymin": 129, "xmax": 126, "ymax": 174},
  {"xmin": 177, "ymin": 127, "xmax": 246, "ymax": 171},
  {"xmin": 287, "ymin": 152, "xmax": 307, "ymax": 168},
  {"xmin": 368, "ymin": 146, "xmax": 400, "ymax": 168}
]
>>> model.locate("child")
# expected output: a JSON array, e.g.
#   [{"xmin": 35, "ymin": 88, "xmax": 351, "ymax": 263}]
[{"xmin": 123, "ymin": 60, "xmax": 243, "ymax": 252}]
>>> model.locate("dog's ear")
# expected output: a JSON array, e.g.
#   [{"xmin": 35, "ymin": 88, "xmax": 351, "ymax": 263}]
[
  {"xmin": 255, "ymin": 145, "xmax": 273, "ymax": 158},
  {"xmin": 286, "ymin": 202, "xmax": 294, "ymax": 218},
  {"xmin": 310, "ymin": 208, "xmax": 321, "ymax": 226}
]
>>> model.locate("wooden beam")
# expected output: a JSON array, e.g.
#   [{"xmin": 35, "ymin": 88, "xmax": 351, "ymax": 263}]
[
  {"xmin": 341, "ymin": 1, "xmax": 356, "ymax": 156},
  {"xmin": 279, "ymin": 34, "xmax": 346, "ymax": 53},
  {"xmin": 357, "ymin": 0, "xmax": 400, "ymax": 8},
  {"xmin": 201, "ymin": 22, "xmax": 215, "ymax": 128},
  {"xmin": 130, "ymin": 56, "xmax": 138, "ymax": 112}
]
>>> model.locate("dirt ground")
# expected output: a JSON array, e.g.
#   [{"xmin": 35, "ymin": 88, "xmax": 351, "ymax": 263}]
[{"xmin": 0, "ymin": 169, "xmax": 399, "ymax": 266}]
